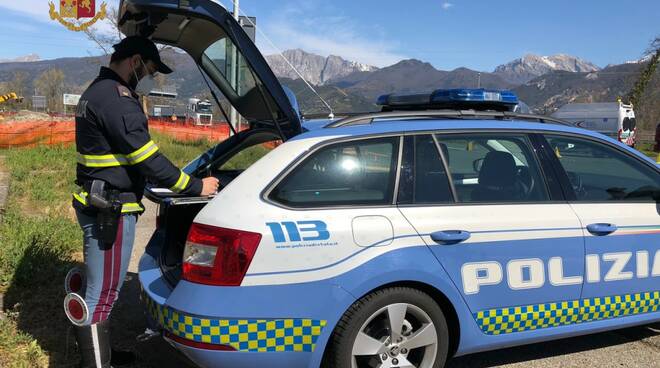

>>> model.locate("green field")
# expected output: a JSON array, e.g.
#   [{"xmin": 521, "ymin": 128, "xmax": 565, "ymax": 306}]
[{"xmin": 0, "ymin": 132, "xmax": 213, "ymax": 367}]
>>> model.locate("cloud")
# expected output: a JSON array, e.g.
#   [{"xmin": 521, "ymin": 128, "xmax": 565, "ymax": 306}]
[
  {"xmin": 441, "ymin": 2, "xmax": 454, "ymax": 10},
  {"xmin": 4, "ymin": 0, "xmax": 407, "ymax": 66},
  {"xmin": 254, "ymin": 1, "xmax": 407, "ymax": 67}
]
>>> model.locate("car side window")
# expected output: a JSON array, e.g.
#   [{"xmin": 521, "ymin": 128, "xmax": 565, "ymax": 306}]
[
  {"xmin": 435, "ymin": 134, "xmax": 549, "ymax": 203},
  {"xmin": 398, "ymin": 135, "xmax": 453, "ymax": 204},
  {"xmin": 270, "ymin": 137, "xmax": 400, "ymax": 207},
  {"xmin": 545, "ymin": 135, "xmax": 660, "ymax": 201}
]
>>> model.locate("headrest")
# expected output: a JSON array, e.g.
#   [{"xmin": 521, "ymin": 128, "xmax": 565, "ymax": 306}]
[{"xmin": 478, "ymin": 151, "xmax": 517, "ymax": 188}]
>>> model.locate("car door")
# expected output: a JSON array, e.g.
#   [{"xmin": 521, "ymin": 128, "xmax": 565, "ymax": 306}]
[
  {"xmin": 543, "ymin": 134, "xmax": 660, "ymax": 303},
  {"xmin": 397, "ymin": 132, "xmax": 586, "ymax": 335}
]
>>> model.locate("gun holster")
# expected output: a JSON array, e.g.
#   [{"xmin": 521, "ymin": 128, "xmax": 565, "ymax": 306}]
[{"xmin": 87, "ymin": 180, "xmax": 122, "ymax": 248}]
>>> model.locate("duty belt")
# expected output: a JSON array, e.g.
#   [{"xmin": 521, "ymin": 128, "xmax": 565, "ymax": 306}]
[{"xmin": 73, "ymin": 190, "xmax": 144, "ymax": 214}]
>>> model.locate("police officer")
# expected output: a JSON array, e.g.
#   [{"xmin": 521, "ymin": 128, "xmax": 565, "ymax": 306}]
[{"xmin": 64, "ymin": 36, "xmax": 219, "ymax": 367}]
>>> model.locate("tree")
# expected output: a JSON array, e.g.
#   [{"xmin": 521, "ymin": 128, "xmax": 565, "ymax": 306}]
[
  {"xmin": 82, "ymin": 6, "xmax": 122, "ymax": 55},
  {"xmin": 83, "ymin": 6, "xmax": 175, "ymax": 56},
  {"xmin": 626, "ymin": 36, "xmax": 660, "ymax": 106},
  {"xmin": 5, "ymin": 71, "xmax": 29, "ymax": 109},
  {"xmin": 34, "ymin": 69, "xmax": 66, "ymax": 113}
]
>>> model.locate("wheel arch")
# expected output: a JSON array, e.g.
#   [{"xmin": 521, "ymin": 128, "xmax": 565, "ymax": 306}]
[{"xmin": 320, "ymin": 279, "xmax": 462, "ymax": 365}]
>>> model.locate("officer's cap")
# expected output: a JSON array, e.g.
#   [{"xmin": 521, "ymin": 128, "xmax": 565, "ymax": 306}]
[{"xmin": 112, "ymin": 36, "xmax": 173, "ymax": 74}]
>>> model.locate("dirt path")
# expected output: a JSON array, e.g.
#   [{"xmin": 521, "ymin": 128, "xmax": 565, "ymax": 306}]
[
  {"xmin": 0, "ymin": 156, "xmax": 7, "ymax": 316},
  {"xmin": 112, "ymin": 199, "xmax": 195, "ymax": 368},
  {"xmin": 0, "ymin": 156, "xmax": 8, "ymax": 220}
]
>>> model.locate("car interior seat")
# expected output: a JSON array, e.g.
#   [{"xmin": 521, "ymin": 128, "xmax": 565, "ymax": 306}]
[
  {"xmin": 471, "ymin": 151, "xmax": 518, "ymax": 202},
  {"xmin": 416, "ymin": 140, "xmax": 450, "ymax": 202}
]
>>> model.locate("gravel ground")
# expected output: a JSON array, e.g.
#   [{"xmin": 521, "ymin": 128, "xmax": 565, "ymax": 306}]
[{"xmin": 114, "ymin": 199, "xmax": 660, "ymax": 368}]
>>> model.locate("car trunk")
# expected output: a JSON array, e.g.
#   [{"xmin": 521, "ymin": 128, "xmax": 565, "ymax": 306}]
[
  {"xmin": 118, "ymin": 0, "xmax": 301, "ymax": 285},
  {"xmin": 148, "ymin": 129, "xmax": 283, "ymax": 285}
]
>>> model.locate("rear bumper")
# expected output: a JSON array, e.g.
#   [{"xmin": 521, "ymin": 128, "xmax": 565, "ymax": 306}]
[{"xmin": 138, "ymin": 238, "xmax": 353, "ymax": 368}]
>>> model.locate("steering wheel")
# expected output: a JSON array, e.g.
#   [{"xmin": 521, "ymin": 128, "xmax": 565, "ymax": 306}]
[
  {"xmin": 566, "ymin": 171, "xmax": 585, "ymax": 198},
  {"xmin": 515, "ymin": 166, "xmax": 534, "ymax": 199}
]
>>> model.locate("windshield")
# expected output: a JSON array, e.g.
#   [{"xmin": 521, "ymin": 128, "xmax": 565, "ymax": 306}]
[{"xmin": 197, "ymin": 103, "xmax": 213, "ymax": 113}]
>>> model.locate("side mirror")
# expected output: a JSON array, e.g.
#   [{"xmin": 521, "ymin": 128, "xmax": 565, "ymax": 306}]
[{"xmin": 473, "ymin": 158, "xmax": 484, "ymax": 173}]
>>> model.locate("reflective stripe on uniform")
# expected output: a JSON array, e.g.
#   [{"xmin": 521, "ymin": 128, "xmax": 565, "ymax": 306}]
[
  {"xmin": 125, "ymin": 140, "xmax": 159, "ymax": 165},
  {"xmin": 77, "ymin": 140, "xmax": 159, "ymax": 168},
  {"xmin": 120, "ymin": 203, "xmax": 143, "ymax": 214},
  {"xmin": 170, "ymin": 171, "xmax": 191, "ymax": 193},
  {"xmin": 73, "ymin": 191, "xmax": 144, "ymax": 214},
  {"xmin": 77, "ymin": 153, "xmax": 129, "ymax": 168}
]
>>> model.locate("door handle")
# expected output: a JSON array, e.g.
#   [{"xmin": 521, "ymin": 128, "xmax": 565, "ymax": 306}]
[
  {"xmin": 586, "ymin": 223, "xmax": 617, "ymax": 236},
  {"xmin": 430, "ymin": 230, "xmax": 471, "ymax": 245}
]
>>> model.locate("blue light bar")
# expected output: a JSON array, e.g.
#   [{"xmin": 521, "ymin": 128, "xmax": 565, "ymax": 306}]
[
  {"xmin": 376, "ymin": 88, "xmax": 519, "ymax": 112},
  {"xmin": 431, "ymin": 88, "xmax": 518, "ymax": 105}
]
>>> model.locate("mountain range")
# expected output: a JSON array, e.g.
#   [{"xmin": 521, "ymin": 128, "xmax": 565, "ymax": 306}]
[
  {"xmin": 0, "ymin": 49, "xmax": 656, "ymax": 130},
  {"xmin": 493, "ymin": 54, "xmax": 600, "ymax": 85},
  {"xmin": 264, "ymin": 49, "xmax": 377, "ymax": 86},
  {"xmin": 0, "ymin": 54, "xmax": 40, "ymax": 63}
]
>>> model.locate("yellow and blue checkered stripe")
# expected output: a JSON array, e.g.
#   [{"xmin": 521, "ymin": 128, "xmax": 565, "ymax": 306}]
[
  {"xmin": 475, "ymin": 290, "xmax": 660, "ymax": 335},
  {"xmin": 144, "ymin": 294, "xmax": 327, "ymax": 352}
]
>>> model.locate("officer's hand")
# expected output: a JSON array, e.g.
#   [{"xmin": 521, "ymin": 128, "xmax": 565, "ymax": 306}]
[{"xmin": 200, "ymin": 176, "xmax": 220, "ymax": 196}]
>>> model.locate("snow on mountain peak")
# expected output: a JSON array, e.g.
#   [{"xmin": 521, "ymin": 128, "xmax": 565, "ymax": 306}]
[{"xmin": 494, "ymin": 53, "xmax": 600, "ymax": 84}]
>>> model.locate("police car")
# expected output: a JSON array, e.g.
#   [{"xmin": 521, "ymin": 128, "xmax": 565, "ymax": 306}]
[{"xmin": 118, "ymin": 1, "xmax": 660, "ymax": 367}]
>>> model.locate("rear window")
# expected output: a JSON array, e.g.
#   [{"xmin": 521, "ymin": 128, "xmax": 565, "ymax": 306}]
[
  {"xmin": 219, "ymin": 141, "xmax": 281, "ymax": 171},
  {"xmin": 269, "ymin": 137, "xmax": 400, "ymax": 207}
]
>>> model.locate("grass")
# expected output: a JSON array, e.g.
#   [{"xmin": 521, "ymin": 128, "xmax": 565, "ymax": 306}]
[
  {"xmin": 637, "ymin": 142, "xmax": 658, "ymax": 160},
  {"xmin": 150, "ymin": 131, "xmax": 215, "ymax": 168},
  {"xmin": 0, "ymin": 318, "xmax": 46, "ymax": 368},
  {"xmin": 0, "ymin": 132, "xmax": 217, "ymax": 366}
]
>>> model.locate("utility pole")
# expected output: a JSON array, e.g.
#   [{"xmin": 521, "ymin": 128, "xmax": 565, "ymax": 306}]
[
  {"xmin": 229, "ymin": 0, "xmax": 240, "ymax": 134},
  {"xmin": 477, "ymin": 72, "xmax": 481, "ymax": 88}
]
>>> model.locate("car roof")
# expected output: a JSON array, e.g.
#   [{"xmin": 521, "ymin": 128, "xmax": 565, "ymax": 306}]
[
  {"xmin": 297, "ymin": 117, "xmax": 588, "ymax": 139},
  {"xmin": 294, "ymin": 117, "xmax": 657, "ymax": 166}
]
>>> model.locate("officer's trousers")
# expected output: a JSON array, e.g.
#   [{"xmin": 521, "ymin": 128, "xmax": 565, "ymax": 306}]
[{"xmin": 75, "ymin": 209, "xmax": 137, "ymax": 326}]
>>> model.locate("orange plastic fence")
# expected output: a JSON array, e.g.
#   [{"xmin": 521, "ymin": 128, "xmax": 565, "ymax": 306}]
[
  {"xmin": 0, "ymin": 121, "xmax": 75, "ymax": 149},
  {"xmin": 149, "ymin": 120, "xmax": 230, "ymax": 141},
  {"xmin": 0, "ymin": 119, "xmax": 231, "ymax": 149}
]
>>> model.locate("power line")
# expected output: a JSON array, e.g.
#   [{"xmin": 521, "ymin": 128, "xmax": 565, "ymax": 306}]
[{"xmin": 215, "ymin": 0, "xmax": 335, "ymax": 119}]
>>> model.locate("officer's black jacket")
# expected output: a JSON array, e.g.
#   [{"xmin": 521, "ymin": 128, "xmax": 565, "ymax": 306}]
[{"xmin": 74, "ymin": 67, "xmax": 202, "ymax": 211}]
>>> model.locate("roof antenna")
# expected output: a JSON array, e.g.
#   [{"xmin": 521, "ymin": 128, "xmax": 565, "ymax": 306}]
[{"xmin": 217, "ymin": 0, "xmax": 335, "ymax": 119}]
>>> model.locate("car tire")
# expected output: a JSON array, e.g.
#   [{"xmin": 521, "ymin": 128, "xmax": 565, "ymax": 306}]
[{"xmin": 324, "ymin": 287, "xmax": 449, "ymax": 368}]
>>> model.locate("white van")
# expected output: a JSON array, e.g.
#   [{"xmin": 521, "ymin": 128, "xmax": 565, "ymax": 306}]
[{"xmin": 551, "ymin": 101, "xmax": 637, "ymax": 147}]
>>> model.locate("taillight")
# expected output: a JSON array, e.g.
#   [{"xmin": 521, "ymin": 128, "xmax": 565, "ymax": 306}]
[
  {"xmin": 182, "ymin": 223, "xmax": 261, "ymax": 286},
  {"xmin": 617, "ymin": 128, "xmax": 622, "ymax": 142}
]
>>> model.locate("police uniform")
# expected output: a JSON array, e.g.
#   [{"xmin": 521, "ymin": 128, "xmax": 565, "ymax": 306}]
[{"xmin": 64, "ymin": 37, "xmax": 202, "ymax": 367}]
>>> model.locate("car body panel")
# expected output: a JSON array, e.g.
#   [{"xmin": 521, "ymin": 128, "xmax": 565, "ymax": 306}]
[
  {"xmin": 399, "ymin": 204, "xmax": 585, "ymax": 313},
  {"xmin": 570, "ymin": 203, "xmax": 660, "ymax": 299},
  {"xmin": 138, "ymin": 121, "xmax": 659, "ymax": 368},
  {"xmin": 140, "ymin": 237, "xmax": 660, "ymax": 366}
]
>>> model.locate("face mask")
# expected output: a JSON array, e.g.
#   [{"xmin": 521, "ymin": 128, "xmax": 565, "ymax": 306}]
[
  {"xmin": 129, "ymin": 57, "xmax": 154, "ymax": 91},
  {"xmin": 129, "ymin": 58, "xmax": 142, "ymax": 91},
  {"xmin": 140, "ymin": 58, "xmax": 156, "ymax": 81}
]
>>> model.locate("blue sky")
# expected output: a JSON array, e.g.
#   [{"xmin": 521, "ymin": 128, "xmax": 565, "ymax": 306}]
[{"xmin": 1, "ymin": 0, "xmax": 658, "ymax": 71}]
